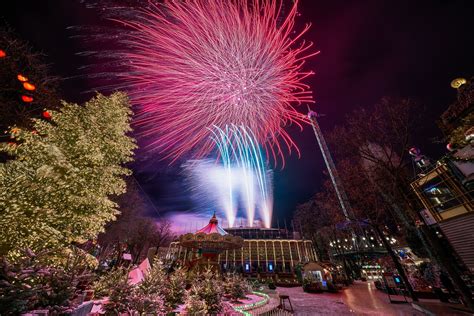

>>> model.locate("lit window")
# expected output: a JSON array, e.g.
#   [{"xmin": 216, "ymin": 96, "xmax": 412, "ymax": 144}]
[{"xmin": 422, "ymin": 176, "xmax": 461, "ymax": 213}]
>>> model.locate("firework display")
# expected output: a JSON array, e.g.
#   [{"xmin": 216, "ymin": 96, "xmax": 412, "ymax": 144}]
[
  {"xmin": 210, "ymin": 125, "xmax": 273, "ymax": 228},
  {"xmin": 116, "ymin": 0, "xmax": 317, "ymax": 163}
]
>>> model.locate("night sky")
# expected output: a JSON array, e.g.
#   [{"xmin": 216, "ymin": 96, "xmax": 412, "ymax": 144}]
[{"xmin": 3, "ymin": 0, "xmax": 474, "ymax": 228}]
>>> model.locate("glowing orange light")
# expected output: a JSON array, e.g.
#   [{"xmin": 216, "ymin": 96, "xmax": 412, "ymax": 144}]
[
  {"xmin": 17, "ymin": 74, "xmax": 29, "ymax": 82},
  {"xmin": 0, "ymin": 50, "xmax": 5, "ymax": 58},
  {"xmin": 23, "ymin": 82, "xmax": 36, "ymax": 91},
  {"xmin": 21, "ymin": 95, "xmax": 34, "ymax": 103},
  {"xmin": 42, "ymin": 111, "xmax": 52, "ymax": 119}
]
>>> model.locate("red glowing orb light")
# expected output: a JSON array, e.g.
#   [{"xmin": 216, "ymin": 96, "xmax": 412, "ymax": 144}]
[
  {"xmin": 0, "ymin": 49, "xmax": 5, "ymax": 58},
  {"xmin": 21, "ymin": 95, "xmax": 33, "ymax": 103},
  {"xmin": 115, "ymin": 0, "xmax": 318, "ymax": 164},
  {"xmin": 42, "ymin": 111, "xmax": 52, "ymax": 119}
]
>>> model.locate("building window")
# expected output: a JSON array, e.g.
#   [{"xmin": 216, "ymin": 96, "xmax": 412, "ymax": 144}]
[{"xmin": 421, "ymin": 176, "xmax": 462, "ymax": 213}]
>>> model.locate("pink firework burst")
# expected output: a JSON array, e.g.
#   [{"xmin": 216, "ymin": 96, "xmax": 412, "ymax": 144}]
[{"xmin": 117, "ymin": 0, "xmax": 318, "ymax": 164}]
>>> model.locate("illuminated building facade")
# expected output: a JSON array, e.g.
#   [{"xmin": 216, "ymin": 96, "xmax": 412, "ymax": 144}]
[
  {"xmin": 167, "ymin": 227, "xmax": 318, "ymax": 273},
  {"xmin": 411, "ymin": 77, "xmax": 473, "ymax": 271}
]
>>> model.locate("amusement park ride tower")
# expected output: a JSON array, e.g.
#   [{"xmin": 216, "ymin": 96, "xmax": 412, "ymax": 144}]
[
  {"xmin": 307, "ymin": 108, "xmax": 364, "ymax": 262},
  {"xmin": 307, "ymin": 108, "xmax": 354, "ymax": 222}
]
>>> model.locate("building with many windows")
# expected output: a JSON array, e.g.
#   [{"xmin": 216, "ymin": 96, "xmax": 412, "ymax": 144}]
[
  {"xmin": 167, "ymin": 226, "xmax": 317, "ymax": 273},
  {"xmin": 411, "ymin": 77, "xmax": 473, "ymax": 271}
]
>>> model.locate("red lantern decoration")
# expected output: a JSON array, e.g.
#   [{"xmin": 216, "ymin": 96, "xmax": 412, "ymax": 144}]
[
  {"xmin": 0, "ymin": 50, "xmax": 5, "ymax": 58},
  {"xmin": 23, "ymin": 82, "xmax": 36, "ymax": 91},
  {"xmin": 42, "ymin": 111, "xmax": 52, "ymax": 119},
  {"xmin": 21, "ymin": 95, "xmax": 33, "ymax": 103},
  {"xmin": 17, "ymin": 74, "xmax": 29, "ymax": 82}
]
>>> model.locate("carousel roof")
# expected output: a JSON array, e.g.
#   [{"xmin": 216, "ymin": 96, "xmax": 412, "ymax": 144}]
[
  {"xmin": 179, "ymin": 213, "xmax": 243, "ymax": 252},
  {"xmin": 196, "ymin": 213, "xmax": 228, "ymax": 236}
]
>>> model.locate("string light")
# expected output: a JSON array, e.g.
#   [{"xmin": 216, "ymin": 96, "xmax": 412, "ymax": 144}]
[
  {"xmin": 21, "ymin": 95, "xmax": 33, "ymax": 103},
  {"xmin": 23, "ymin": 82, "xmax": 36, "ymax": 91},
  {"xmin": 17, "ymin": 74, "xmax": 28, "ymax": 82},
  {"xmin": 42, "ymin": 111, "xmax": 52, "ymax": 119},
  {"xmin": 233, "ymin": 291, "xmax": 269, "ymax": 314}
]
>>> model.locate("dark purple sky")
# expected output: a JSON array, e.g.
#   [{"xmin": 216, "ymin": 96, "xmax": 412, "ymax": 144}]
[{"xmin": 3, "ymin": 0, "xmax": 474, "ymax": 227}]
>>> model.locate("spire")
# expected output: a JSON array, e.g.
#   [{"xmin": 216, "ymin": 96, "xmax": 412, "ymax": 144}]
[
  {"xmin": 196, "ymin": 213, "xmax": 227, "ymax": 235},
  {"xmin": 210, "ymin": 211, "xmax": 218, "ymax": 224}
]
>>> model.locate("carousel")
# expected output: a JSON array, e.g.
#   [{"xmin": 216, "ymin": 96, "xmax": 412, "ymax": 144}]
[{"xmin": 179, "ymin": 213, "xmax": 243, "ymax": 272}]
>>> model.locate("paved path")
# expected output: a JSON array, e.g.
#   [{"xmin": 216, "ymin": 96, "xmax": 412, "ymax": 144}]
[
  {"xmin": 277, "ymin": 281, "xmax": 423, "ymax": 315},
  {"xmin": 276, "ymin": 286, "xmax": 351, "ymax": 315},
  {"xmin": 341, "ymin": 281, "xmax": 422, "ymax": 315}
]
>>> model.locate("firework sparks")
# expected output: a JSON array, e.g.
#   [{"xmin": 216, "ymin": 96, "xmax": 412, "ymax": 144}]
[
  {"xmin": 115, "ymin": 0, "xmax": 317, "ymax": 164},
  {"xmin": 210, "ymin": 125, "xmax": 273, "ymax": 228}
]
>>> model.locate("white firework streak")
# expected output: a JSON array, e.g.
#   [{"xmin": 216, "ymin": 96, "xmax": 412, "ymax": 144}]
[{"xmin": 210, "ymin": 125, "xmax": 273, "ymax": 228}]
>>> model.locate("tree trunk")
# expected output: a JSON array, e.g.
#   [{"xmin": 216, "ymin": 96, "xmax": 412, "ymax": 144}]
[
  {"xmin": 134, "ymin": 245, "xmax": 144, "ymax": 265},
  {"xmin": 332, "ymin": 230, "xmax": 352, "ymax": 281},
  {"xmin": 373, "ymin": 224, "xmax": 418, "ymax": 301}
]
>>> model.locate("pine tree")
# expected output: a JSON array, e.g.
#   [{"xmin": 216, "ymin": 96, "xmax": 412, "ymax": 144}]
[
  {"xmin": 166, "ymin": 268, "xmax": 187, "ymax": 309},
  {"xmin": 93, "ymin": 266, "xmax": 130, "ymax": 298},
  {"xmin": 139, "ymin": 259, "xmax": 167, "ymax": 297},
  {"xmin": 184, "ymin": 292, "xmax": 207, "ymax": 315},
  {"xmin": 185, "ymin": 268, "xmax": 223, "ymax": 314},
  {"xmin": 102, "ymin": 261, "xmax": 166, "ymax": 315},
  {"xmin": 102, "ymin": 273, "xmax": 135, "ymax": 315},
  {"xmin": 223, "ymin": 273, "xmax": 247, "ymax": 301},
  {"xmin": 0, "ymin": 248, "xmax": 92, "ymax": 315},
  {"xmin": 0, "ymin": 92, "xmax": 136, "ymax": 258}
]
